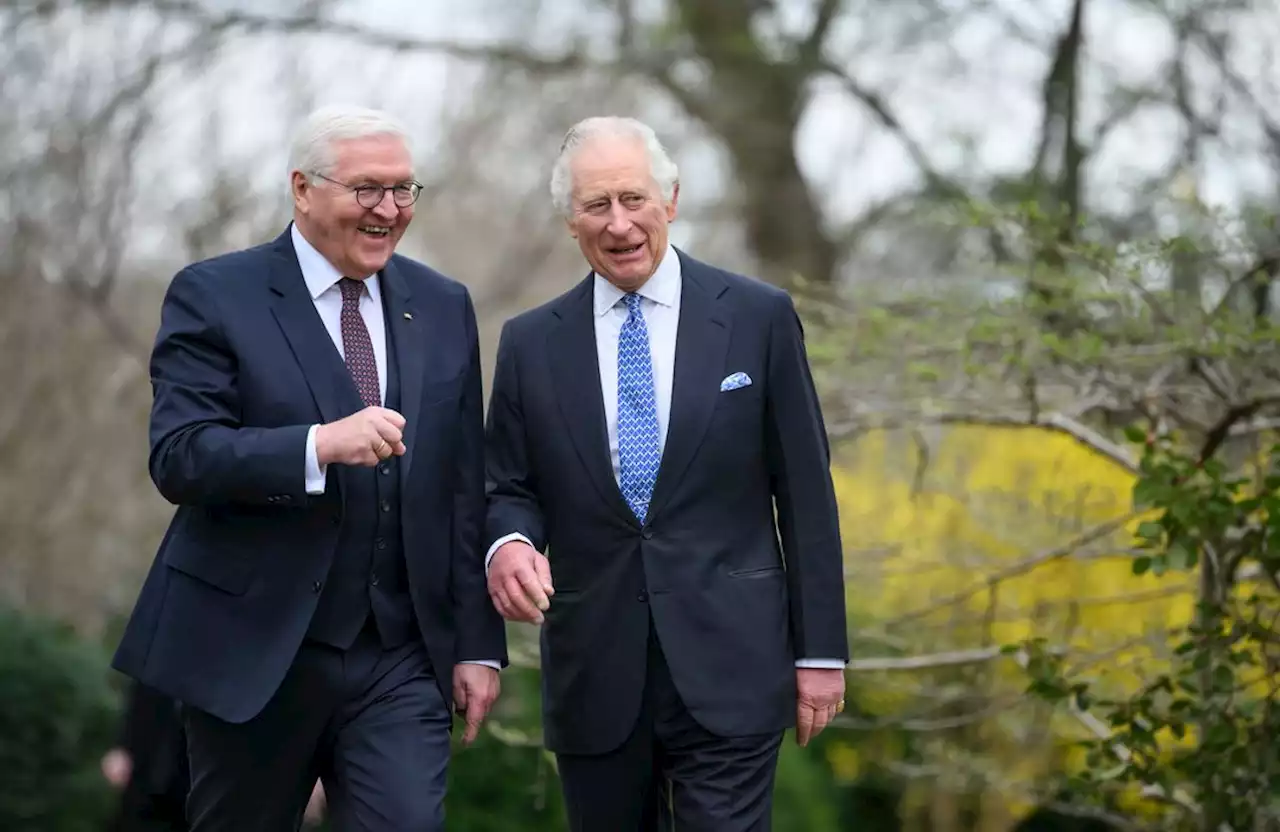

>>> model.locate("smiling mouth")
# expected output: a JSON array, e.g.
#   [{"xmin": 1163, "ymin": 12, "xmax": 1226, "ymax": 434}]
[
  {"xmin": 359, "ymin": 226, "xmax": 391, "ymax": 238},
  {"xmin": 609, "ymin": 244, "xmax": 642, "ymax": 255}
]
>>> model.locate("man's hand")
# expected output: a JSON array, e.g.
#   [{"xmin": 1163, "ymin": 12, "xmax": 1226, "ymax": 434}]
[
  {"xmin": 100, "ymin": 748, "xmax": 132, "ymax": 789},
  {"xmin": 487, "ymin": 541, "xmax": 554, "ymax": 624},
  {"xmin": 453, "ymin": 663, "xmax": 500, "ymax": 746},
  {"xmin": 795, "ymin": 668, "xmax": 845, "ymax": 747},
  {"xmin": 315, "ymin": 406, "xmax": 406, "ymax": 467}
]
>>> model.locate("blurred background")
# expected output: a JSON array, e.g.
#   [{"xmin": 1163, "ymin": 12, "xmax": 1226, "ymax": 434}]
[{"xmin": 2, "ymin": 0, "xmax": 1279, "ymax": 829}]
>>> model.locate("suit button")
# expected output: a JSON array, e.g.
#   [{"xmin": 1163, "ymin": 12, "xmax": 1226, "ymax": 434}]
[
  {"xmin": 641, "ymin": 527, "xmax": 653, "ymax": 540},
  {"xmin": 378, "ymin": 463, "xmax": 391, "ymax": 475},
  {"xmin": 279, "ymin": 495, "xmax": 292, "ymax": 503},
  {"xmin": 376, "ymin": 537, "xmax": 387, "ymax": 550},
  {"xmin": 380, "ymin": 499, "xmax": 391, "ymax": 513},
  {"xmin": 370, "ymin": 574, "xmax": 380, "ymax": 587},
  {"xmin": 637, "ymin": 591, "xmax": 648, "ymax": 602},
  {"xmin": 267, "ymin": 496, "xmax": 278, "ymax": 504},
  {"xmin": 311, "ymin": 580, "xmax": 322, "ymax": 593}
]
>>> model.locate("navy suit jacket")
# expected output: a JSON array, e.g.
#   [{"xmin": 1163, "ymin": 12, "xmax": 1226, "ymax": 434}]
[
  {"xmin": 113, "ymin": 228, "xmax": 506, "ymax": 723},
  {"xmin": 484, "ymin": 250, "xmax": 849, "ymax": 755}
]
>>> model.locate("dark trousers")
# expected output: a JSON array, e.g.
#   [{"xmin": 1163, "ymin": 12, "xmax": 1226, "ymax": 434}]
[
  {"xmin": 109, "ymin": 682, "xmax": 189, "ymax": 832},
  {"xmin": 182, "ymin": 621, "xmax": 451, "ymax": 832},
  {"xmin": 557, "ymin": 623, "xmax": 783, "ymax": 832},
  {"xmin": 110, "ymin": 792, "xmax": 187, "ymax": 832}
]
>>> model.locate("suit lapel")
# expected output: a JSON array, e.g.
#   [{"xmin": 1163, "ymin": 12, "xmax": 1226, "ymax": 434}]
[
  {"xmin": 379, "ymin": 260, "xmax": 425, "ymax": 486},
  {"xmin": 548, "ymin": 277, "xmax": 636, "ymax": 525},
  {"xmin": 647, "ymin": 253, "xmax": 730, "ymax": 520},
  {"xmin": 268, "ymin": 231, "xmax": 347, "ymax": 426}
]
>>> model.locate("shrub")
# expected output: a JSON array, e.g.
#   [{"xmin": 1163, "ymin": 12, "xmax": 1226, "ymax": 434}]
[{"xmin": 0, "ymin": 604, "xmax": 120, "ymax": 831}]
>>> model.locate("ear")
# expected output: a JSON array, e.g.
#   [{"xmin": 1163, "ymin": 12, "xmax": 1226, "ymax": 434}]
[
  {"xmin": 665, "ymin": 182, "xmax": 680, "ymax": 222},
  {"xmin": 565, "ymin": 216, "xmax": 579, "ymax": 239},
  {"xmin": 290, "ymin": 170, "xmax": 311, "ymax": 211}
]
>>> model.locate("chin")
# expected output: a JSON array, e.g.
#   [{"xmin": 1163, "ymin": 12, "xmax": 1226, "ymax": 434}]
[{"xmin": 353, "ymin": 253, "xmax": 392, "ymax": 275}]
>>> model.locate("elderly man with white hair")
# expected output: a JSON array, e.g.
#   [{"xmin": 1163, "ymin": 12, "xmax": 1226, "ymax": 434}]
[
  {"xmin": 484, "ymin": 116, "xmax": 849, "ymax": 830},
  {"xmin": 111, "ymin": 104, "xmax": 506, "ymax": 831}
]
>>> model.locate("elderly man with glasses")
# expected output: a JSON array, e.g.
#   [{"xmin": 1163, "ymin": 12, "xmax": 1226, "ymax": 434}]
[{"xmin": 111, "ymin": 104, "xmax": 506, "ymax": 832}]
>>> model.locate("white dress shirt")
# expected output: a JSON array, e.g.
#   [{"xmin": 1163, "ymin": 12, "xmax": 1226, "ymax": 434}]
[
  {"xmin": 292, "ymin": 224, "xmax": 498, "ymax": 671},
  {"xmin": 487, "ymin": 245, "xmax": 843, "ymax": 670},
  {"xmin": 295, "ymin": 223, "xmax": 388, "ymax": 495}
]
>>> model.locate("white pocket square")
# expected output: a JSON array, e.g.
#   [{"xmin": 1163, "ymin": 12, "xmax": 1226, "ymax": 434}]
[{"xmin": 719, "ymin": 372, "xmax": 752, "ymax": 392}]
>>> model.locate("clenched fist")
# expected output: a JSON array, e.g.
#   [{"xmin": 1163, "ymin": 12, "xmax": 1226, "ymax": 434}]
[
  {"xmin": 315, "ymin": 406, "xmax": 406, "ymax": 467},
  {"xmin": 487, "ymin": 540, "xmax": 554, "ymax": 625}
]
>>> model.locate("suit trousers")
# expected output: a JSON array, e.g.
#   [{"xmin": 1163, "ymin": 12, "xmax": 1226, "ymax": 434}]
[
  {"xmin": 181, "ymin": 620, "xmax": 452, "ymax": 832},
  {"xmin": 556, "ymin": 620, "xmax": 784, "ymax": 832}
]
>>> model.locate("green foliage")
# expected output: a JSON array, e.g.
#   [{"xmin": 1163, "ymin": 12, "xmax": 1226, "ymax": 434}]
[
  {"xmin": 444, "ymin": 666, "xmax": 565, "ymax": 831},
  {"xmin": 771, "ymin": 734, "xmax": 843, "ymax": 830},
  {"xmin": 1013, "ymin": 437, "xmax": 1280, "ymax": 830},
  {"xmin": 0, "ymin": 605, "xmax": 120, "ymax": 832},
  {"xmin": 446, "ymin": 733, "xmax": 564, "ymax": 831}
]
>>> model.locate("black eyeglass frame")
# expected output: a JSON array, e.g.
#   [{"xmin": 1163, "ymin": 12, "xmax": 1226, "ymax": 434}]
[{"xmin": 310, "ymin": 171, "xmax": 423, "ymax": 209}]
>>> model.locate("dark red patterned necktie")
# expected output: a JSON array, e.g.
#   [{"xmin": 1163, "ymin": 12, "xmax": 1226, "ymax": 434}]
[{"xmin": 339, "ymin": 278, "xmax": 380, "ymax": 408}]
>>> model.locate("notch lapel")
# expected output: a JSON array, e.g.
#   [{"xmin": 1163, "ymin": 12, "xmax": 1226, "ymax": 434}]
[
  {"xmin": 379, "ymin": 260, "xmax": 425, "ymax": 486},
  {"xmin": 268, "ymin": 232, "xmax": 347, "ymax": 426},
  {"xmin": 547, "ymin": 277, "xmax": 636, "ymax": 525},
  {"xmin": 646, "ymin": 255, "xmax": 730, "ymax": 520}
]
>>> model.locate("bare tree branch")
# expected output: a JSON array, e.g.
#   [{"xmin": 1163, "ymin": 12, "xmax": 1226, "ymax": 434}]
[
  {"xmin": 831, "ymin": 410, "xmax": 1141, "ymax": 474},
  {"xmin": 882, "ymin": 514, "xmax": 1140, "ymax": 628}
]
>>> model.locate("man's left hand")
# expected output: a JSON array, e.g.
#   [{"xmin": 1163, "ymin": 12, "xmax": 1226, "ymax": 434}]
[
  {"xmin": 452, "ymin": 664, "xmax": 501, "ymax": 746},
  {"xmin": 796, "ymin": 668, "xmax": 845, "ymax": 747}
]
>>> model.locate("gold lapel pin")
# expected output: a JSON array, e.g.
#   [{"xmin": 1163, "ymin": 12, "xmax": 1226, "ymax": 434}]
[{"xmin": 404, "ymin": 312, "xmax": 413, "ymax": 320}]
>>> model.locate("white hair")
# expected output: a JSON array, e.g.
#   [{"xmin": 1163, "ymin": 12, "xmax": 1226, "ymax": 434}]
[
  {"xmin": 287, "ymin": 104, "xmax": 414, "ymax": 182},
  {"xmin": 549, "ymin": 116, "xmax": 679, "ymax": 217}
]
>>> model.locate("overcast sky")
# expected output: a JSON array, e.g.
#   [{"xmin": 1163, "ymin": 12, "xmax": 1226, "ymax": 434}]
[{"xmin": 124, "ymin": 0, "xmax": 1277, "ymax": 259}]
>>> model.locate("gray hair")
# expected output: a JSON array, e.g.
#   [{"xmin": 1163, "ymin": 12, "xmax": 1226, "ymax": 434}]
[
  {"xmin": 288, "ymin": 104, "xmax": 414, "ymax": 182},
  {"xmin": 549, "ymin": 116, "xmax": 679, "ymax": 217}
]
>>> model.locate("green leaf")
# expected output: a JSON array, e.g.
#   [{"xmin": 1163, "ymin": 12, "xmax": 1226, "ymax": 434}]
[
  {"xmin": 1132, "ymin": 556, "xmax": 1152, "ymax": 575},
  {"xmin": 1136, "ymin": 521, "xmax": 1163, "ymax": 542},
  {"xmin": 1124, "ymin": 425, "xmax": 1148, "ymax": 443},
  {"xmin": 1095, "ymin": 764, "xmax": 1128, "ymax": 781},
  {"xmin": 1206, "ymin": 722, "xmax": 1236, "ymax": 748},
  {"xmin": 1166, "ymin": 542, "xmax": 1196, "ymax": 571},
  {"xmin": 1133, "ymin": 479, "xmax": 1164, "ymax": 509}
]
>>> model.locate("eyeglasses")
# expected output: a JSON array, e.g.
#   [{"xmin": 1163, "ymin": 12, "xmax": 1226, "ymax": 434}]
[{"xmin": 311, "ymin": 172, "xmax": 423, "ymax": 209}]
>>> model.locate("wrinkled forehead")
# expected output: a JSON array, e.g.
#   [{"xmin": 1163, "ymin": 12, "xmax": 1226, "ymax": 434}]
[
  {"xmin": 331, "ymin": 134, "xmax": 414, "ymax": 182},
  {"xmin": 570, "ymin": 137, "xmax": 657, "ymax": 196}
]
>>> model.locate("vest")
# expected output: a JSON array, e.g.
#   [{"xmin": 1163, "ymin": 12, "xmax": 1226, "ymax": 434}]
[{"xmin": 306, "ymin": 296, "xmax": 416, "ymax": 651}]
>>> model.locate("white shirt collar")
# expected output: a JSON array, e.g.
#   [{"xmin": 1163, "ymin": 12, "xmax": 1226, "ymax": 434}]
[
  {"xmin": 593, "ymin": 243, "xmax": 681, "ymax": 317},
  {"xmin": 290, "ymin": 222, "xmax": 378, "ymax": 300}
]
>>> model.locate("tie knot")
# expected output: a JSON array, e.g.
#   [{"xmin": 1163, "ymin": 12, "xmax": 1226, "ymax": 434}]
[
  {"xmin": 339, "ymin": 277, "xmax": 364, "ymax": 303},
  {"xmin": 623, "ymin": 292, "xmax": 643, "ymax": 313}
]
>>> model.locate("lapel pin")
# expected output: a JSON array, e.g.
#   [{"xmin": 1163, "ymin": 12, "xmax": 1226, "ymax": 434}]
[{"xmin": 403, "ymin": 312, "xmax": 413, "ymax": 320}]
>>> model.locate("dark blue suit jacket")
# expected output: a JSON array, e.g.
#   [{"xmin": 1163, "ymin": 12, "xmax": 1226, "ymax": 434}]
[
  {"xmin": 113, "ymin": 228, "xmax": 506, "ymax": 723},
  {"xmin": 484, "ymin": 250, "xmax": 848, "ymax": 755}
]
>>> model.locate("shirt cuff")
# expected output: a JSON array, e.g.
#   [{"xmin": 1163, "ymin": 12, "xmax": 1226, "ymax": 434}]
[
  {"xmin": 485, "ymin": 533, "xmax": 534, "ymax": 574},
  {"xmin": 795, "ymin": 659, "xmax": 847, "ymax": 669},
  {"xmin": 459, "ymin": 660, "xmax": 502, "ymax": 671},
  {"xmin": 304, "ymin": 424, "xmax": 327, "ymax": 495}
]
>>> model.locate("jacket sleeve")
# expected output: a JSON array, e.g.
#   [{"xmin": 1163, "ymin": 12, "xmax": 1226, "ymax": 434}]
[
  {"xmin": 451, "ymin": 289, "xmax": 510, "ymax": 665},
  {"xmin": 147, "ymin": 266, "xmax": 310, "ymax": 507},
  {"xmin": 483, "ymin": 319, "xmax": 548, "ymax": 555},
  {"xmin": 763, "ymin": 291, "xmax": 850, "ymax": 663}
]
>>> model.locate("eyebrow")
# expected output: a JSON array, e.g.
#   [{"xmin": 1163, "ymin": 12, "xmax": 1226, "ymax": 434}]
[{"xmin": 351, "ymin": 176, "xmax": 413, "ymax": 186}]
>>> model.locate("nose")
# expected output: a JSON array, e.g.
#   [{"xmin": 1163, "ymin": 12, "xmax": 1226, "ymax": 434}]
[
  {"xmin": 604, "ymin": 202, "xmax": 633, "ymax": 236},
  {"xmin": 370, "ymin": 191, "xmax": 400, "ymax": 221}
]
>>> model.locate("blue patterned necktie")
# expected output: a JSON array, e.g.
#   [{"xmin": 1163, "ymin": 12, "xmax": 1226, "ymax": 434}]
[{"xmin": 616, "ymin": 292, "xmax": 661, "ymax": 522}]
